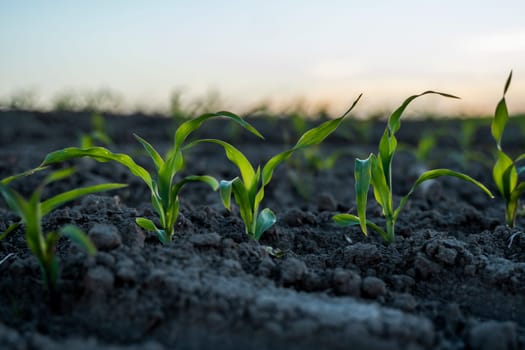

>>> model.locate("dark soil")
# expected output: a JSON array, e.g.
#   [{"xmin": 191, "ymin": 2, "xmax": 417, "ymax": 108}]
[{"xmin": 1, "ymin": 111, "xmax": 524, "ymax": 350}]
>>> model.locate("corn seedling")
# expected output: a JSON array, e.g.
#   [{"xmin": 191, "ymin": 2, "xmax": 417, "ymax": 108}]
[
  {"xmin": 39, "ymin": 112, "xmax": 263, "ymax": 244},
  {"xmin": 491, "ymin": 71, "xmax": 525, "ymax": 227},
  {"xmin": 0, "ymin": 168, "xmax": 125, "ymax": 294},
  {"xmin": 334, "ymin": 92, "xmax": 493, "ymax": 243},
  {"xmin": 189, "ymin": 95, "xmax": 362, "ymax": 240},
  {"xmin": 80, "ymin": 112, "xmax": 113, "ymax": 148},
  {"xmin": 450, "ymin": 118, "xmax": 492, "ymax": 169},
  {"xmin": 286, "ymin": 147, "xmax": 351, "ymax": 200}
]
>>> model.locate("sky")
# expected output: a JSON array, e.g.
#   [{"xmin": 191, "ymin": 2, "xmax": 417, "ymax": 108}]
[{"xmin": 1, "ymin": 1, "xmax": 524, "ymax": 117}]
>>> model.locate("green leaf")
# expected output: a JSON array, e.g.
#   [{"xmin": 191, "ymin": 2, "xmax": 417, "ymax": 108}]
[
  {"xmin": 189, "ymin": 139, "xmax": 257, "ymax": 190},
  {"xmin": 0, "ymin": 222, "xmax": 20, "ymax": 241},
  {"xmin": 134, "ymin": 134, "xmax": 164, "ymax": 171},
  {"xmin": 396, "ymin": 169, "xmax": 494, "ymax": 218},
  {"xmin": 170, "ymin": 175, "xmax": 219, "ymax": 205},
  {"xmin": 214, "ymin": 111, "xmax": 265, "ymax": 139},
  {"xmin": 503, "ymin": 70, "xmax": 513, "ymax": 94},
  {"xmin": 59, "ymin": 225, "xmax": 97, "ymax": 255},
  {"xmin": 230, "ymin": 179, "xmax": 254, "ymax": 234},
  {"xmin": 293, "ymin": 94, "xmax": 362, "ymax": 150},
  {"xmin": 492, "ymin": 98, "xmax": 509, "ymax": 148},
  {"xmin": 354, "ymin": 155, "xmax": 372, "ymax": 235},
  {"xmin": 333, "ymin": 213, "xmax": 361, "ymax": 226},
  {"xmin": 388, "ymin": 91, "xmax": 459, "ymax": 135},
  {"xmin": 493, "ymin": 150, "xmax": 517, "ymax": 201},
  {"xmin": 261, "ymin": 95, "xmax": 362, "ymax": 187},
  {"xmin": 511, "ymin": 182, "xmax": 525, "ymax": 203},
  {"xmin": 219, "ymin": 179, "xmax": 234, "ymax": 210},
  {"xmin": 136, "ymin": 217, "xmax": 168, "ymax": 244},
  {"xmin": 332, "ymin": 213, "xmax": 387, "ymax": 238},
  {"xmin": 0, "ymin": 184, "xmax": 27, "ymax": 216},
  {"xmin": 514, "ymin": 153, "xmax": 525, "ymax": 163},
  {"xmin": 136, "ymin": 217, "xmax": 159, "ymax": 232},
  {"xmin": 261, "ymin": 149, "xmax": 295, "ymax": 187},
  {"xmin": 42, "ymin": 168, "xmax": 75, "ymax": 185},
  {"xmin": 369, "ymin": 155, "xmax": 392, "ymax": 216},
  {"xmin": 174, "ymin": 111, "xmax": 263, "ymax": 151},
  {"xmin": 378, "ymin": 130, "xmax": 392, "ymax": 182},
  {"xmin": 41, "ymin": 183, "xmax": 127, "ymax": 216},
  {"xmin": 0, "ymin": 166, "xmax": 48, "ymax": 186},
  {"xmin": 41, "ymin": 147, "xmax": 154, "ymax": 190},
  {"xmin": 492, "ymin": 72, "xmax": 512, "ymax": 148},
  {"xmin": 254, "ymin": 208, "xmax": 276, "ymax": 240}
]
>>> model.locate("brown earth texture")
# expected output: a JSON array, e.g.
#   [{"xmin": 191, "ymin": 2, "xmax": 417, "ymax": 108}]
[{"xmin": 0, "ymin": 111, "xmax": 524, "ymax": 350}]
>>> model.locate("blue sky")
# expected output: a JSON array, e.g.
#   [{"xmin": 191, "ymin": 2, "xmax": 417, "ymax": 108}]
[{"xmin": 1, "ymin": 1, "xmax": 524, "ymax": 116}]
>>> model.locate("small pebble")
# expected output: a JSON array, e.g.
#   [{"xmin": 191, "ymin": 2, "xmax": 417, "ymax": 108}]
[
  {"xmin": 332, "ymin": 268, "xmax": 361, "ymax": 296},
  {"xmin": 280, "ymin": 257, "xmax": 308, "ymax": 285},
  {"xmin": 84, "ymin": 266, "xmax": 115, "ymax": 293},
  {"xmin": 469, "ymin": 321, "xmax": 517, "ymax": 350},
  {"xmin": 362, "ymin": 276, "xmax": 387, "ymax": 298},
  {"xmin": 88, "ymin": 223, "xmax": 121, "ymax": 251}
]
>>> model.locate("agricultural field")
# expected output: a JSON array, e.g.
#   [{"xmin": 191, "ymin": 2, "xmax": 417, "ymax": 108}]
[{"xmin": 1, "ymin": 87, "xmax": 525, "ymax": 350}]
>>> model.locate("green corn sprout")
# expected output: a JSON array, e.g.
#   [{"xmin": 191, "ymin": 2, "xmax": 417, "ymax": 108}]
[
  {"xmin": 80, "ymin": 112, "xmax": 113, "ymax": 148},
  {"xmin": 189, "ymin": 95, "xmax": 362, "ymax": 240},
  {"xmin": 0, "ymin": 168, "xmax": 126, "ymax": 294},
  {"xmin": 491, "ymin": 71, "xmax": 525, "ymax": 227},
  {"xmin": 39, "ymin": 112, "xmax": 263, "ymax": 244},
  {"xmin": 334, "ymin": 91, "xmax": 493, "ymax": 243}
]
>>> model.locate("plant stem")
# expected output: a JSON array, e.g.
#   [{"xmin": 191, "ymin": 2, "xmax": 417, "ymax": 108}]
[
  {"xmin": 385, "ymin": 217, "xmax": 395, "ymax": 244},
  {"xmin": 506, "ymin": 202, "xmax": 517, "ymax": 228}
]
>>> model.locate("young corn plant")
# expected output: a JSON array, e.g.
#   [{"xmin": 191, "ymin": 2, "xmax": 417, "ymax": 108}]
[
  {"xmin": 491, "ymin": 71, "xmax": 525, "ymax": 227},
  {"xmin": 333, "ymin": 91, "xmax": 493, "ymax": 243},
  {"xmin": 39, "ymin": 112, "xmax": 263, "ymax": 244},
  {"xmin": 0, "ymin": 168, "xmax": 126, "ymax": 295},
  {"xmin": 189, "ymin": 95, "xmax": 362, "ymax": 240},
  {"xmin": 80, "ymin": 112, "xmax": 113, "ymax": 148}
]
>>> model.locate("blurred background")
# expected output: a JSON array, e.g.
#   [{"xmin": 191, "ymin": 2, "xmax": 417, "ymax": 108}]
[{"xmin": 1, "ymin": 0, "xmax": 524, "ymax": 118}]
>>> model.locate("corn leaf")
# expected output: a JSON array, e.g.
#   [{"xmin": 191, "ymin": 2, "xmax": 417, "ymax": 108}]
[
  {"xmin": 0, "ymin": 184, "xmax": 26, "ymax": 216},
  {"xmin": 388, "ymin": 91, "xmax": 459, "ymax": 135},
  {"xmin": 254, "ymin": 208, "xmax": 276, "ymax": 241},
  {"xmin": 493, "ymin": 150, "xmax": 517, "ymax": 201},
  {"xmin": 333, "ymin": 213, "xmax": 386, "ymax": 238},
  {"xmin": 261, "ymin": 149, "xmax": 295, "ymax": 187},
  {"xmin": 136, "ymin": 217, "xmax": 159, "ymax": 233},
  {"xmin": 42, "ymin": 168, "xmax": 76, "ymax": 185},
  {"xmin": 491, "ymin": 72, "xmax": 512, "ymax": 148},
  {"xmin": 134, "ymin": 134, "xmax": 164, "ymax": 171},
  {"xmin": 189, "ymin": 139, "xmax": 257, "ymax": 191},
  {"xmin": 504, "ymin": 70, "xmax": 513, "ymax": 94},
  {"xmin": 262, "ymin": 94, "xmax": 362, "ymax": 187},
  {"xmin": 171, "ymin": 175, "xmax": 219, "ymax": 203},
  {"xmin": 41, "ymin": 183, "xmax": 127, "ymax": 216},
  {"xmin": 59, "ymin": 225, "xmax": 97, "ymax": 255},
  {"xmin": 511, "ymin": 182, "xmax": 525, "ymax": 202},
  {"xmin": 231, "ymin": 179, "xmax": 254, "ymax": 233},
  {"xmin": 41, "ymin": 147, "xmax": 153, "ymax": 190},
  {"xmin": 174, "ymin": 111, "xmax": 263, "ymax": 151},
  {"xmin": 1, "ymin": 166, "xmax": 47, "ymax": 186},
  {"xmin": 378, "ymin": 130, "xmax": 395, "ymax": 186},
  {"xmin": 354, "ymin": 155, "xmax": 372, "ymax": 235},
  {"xmin": 0, "ymin": 222, "xmax": 20, "ymax": 241},
  {"xmin": 219, "ymin": 179, "xmax": 234, "ymax": 210},
  {"xmin": 370, "ymin": 155, "xmax": 392, "ymax": 216},
  {"xmin": 136, "ymin": 217, "xmax": 168, "ymax": 243},
  {"xmin": 492, "ymin": 99, "xmax": 509, "ymax": 148},
  {"xmin": 396, "ymin": 168, "xmax": 494, "ymax": 218}
]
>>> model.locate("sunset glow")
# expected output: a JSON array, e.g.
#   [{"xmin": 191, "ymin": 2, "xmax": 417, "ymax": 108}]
[{"xmin": 1, "ymin": 1, "xmax": 524, "ymax": 116}]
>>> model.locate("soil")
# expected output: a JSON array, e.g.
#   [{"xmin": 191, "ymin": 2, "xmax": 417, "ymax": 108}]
[{"xmin": 0, "ymin": 110, "xmax": 524, "ymax": 350}]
